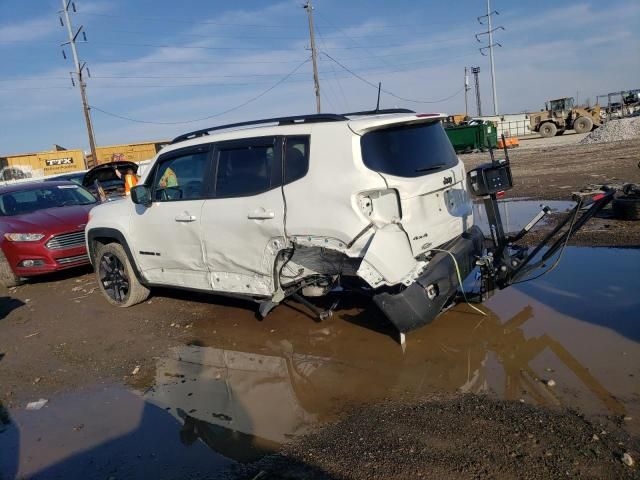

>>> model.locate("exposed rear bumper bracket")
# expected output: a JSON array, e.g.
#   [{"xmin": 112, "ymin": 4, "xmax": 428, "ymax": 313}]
[{"xmin": 373, "ymin": 226, "xmax": 484, "ymax": 333}]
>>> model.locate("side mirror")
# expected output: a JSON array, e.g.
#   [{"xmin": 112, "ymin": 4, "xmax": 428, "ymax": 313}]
[{"xmin": 131, "ymin": 185, "xmax": 151, "ymax": 206}]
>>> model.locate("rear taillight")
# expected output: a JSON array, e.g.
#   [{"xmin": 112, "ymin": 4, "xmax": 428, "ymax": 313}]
[{"xmin": 357, "ymin": 189, "xmax": 402, "ymax": 226}]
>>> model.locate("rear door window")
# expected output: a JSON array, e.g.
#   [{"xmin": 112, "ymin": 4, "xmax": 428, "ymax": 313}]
[
  {"xmin": 284, "ymin": 136, "xmax": 310, "ymax": 184},
  {"xmin": 214, "ymin": 139, "xmax": 277, "ymax": 198},
  {"xmin": 360, "ymin": 121, "xmax": 458, "ymax": 178}
]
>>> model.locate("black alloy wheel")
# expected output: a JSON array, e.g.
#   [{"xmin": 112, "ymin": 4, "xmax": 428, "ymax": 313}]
[{"xmin": 99, "ymin": 252, "xmax": 130, "ymax": 303}]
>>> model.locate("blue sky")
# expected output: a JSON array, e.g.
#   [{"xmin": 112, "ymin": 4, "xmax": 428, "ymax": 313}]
[{"xmin": 1, "ymin": 0, "xmax": 638, "ymax": 154}]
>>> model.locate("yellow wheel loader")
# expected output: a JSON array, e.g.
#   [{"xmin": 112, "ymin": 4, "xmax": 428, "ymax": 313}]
[{"xmin": 530, "ymin": 97, "xmax": 601, "ymax": 138}]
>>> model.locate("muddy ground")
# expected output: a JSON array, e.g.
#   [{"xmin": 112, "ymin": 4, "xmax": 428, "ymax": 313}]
[
  {"xmin": 1, "ymin": 137, "xmax": 639, "ymax": 479},
  {"xmin": 464, "ymin": 137, "xmax": 640, "ymax": 247}
]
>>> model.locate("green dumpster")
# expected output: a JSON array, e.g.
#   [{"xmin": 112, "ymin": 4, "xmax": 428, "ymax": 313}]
[{"xmin": 445, "ymin": 121, "xmax": 497, "ymax": 153}]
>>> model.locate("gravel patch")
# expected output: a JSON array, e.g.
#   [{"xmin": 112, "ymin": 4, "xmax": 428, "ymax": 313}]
[
  {"xmin": 231, "ymin": 395, "xmax": 640, "ymax": 480},
  {"xmin": 580, "ymin": 118, "xmax": 640, "ymax": 145}
]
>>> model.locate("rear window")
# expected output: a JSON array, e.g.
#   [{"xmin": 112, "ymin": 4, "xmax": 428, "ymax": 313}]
[{"xmin": 360, "ymin": 121, "xmax": 458, "ymax": 178}]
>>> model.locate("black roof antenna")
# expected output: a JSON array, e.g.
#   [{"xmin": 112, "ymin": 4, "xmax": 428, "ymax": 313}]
[{"xmin": 375, "ymin": 82, "xmax": 382, "ymax": 112}]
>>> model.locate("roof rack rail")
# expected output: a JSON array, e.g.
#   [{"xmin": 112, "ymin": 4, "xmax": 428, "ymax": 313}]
[
  {"xmin": 170, "ymin": 113, "xmax": 348, "ymax": 144},
  {"xmin": 342, "ymin": 108, "xmax": 416, "ymax": 116}
]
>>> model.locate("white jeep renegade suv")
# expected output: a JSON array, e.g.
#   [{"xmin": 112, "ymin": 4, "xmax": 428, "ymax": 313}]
[{"xmin": 86, "ymin": 109, "xmax": 484, "ymax": 333}]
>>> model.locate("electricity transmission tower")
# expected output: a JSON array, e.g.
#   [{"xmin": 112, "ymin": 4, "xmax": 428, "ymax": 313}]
[
  {"xmin": 304, "ymin": 0, "xmax": 321, "ymax": 113},
  {"xmin": 464, "ymin": 67, "xmax": 471, "ymax": 117},
  {"xmin": 472, "ymin": 66, "xmax": 482, "ymax": 117},
  {"xmin": 476, "ymin": 0, "xmax": 504, "ymax": 115},
  {"xmin": 60, "ymin": 0, "xmax": 96, "ymax": 168}
]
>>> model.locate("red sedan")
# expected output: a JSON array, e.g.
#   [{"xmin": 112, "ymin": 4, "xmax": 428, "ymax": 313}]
[{"xmin": 0, "ymin": 181, "xmax": 97, "ymax": 287}]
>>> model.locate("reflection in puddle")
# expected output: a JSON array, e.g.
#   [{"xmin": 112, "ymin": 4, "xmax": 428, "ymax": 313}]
[
  {"xmin": 140, "ymin": 247, "xmax": 638, "ymax": 455},
  {"xmin": 146, "ymin": 346, "xmax": 318, "ymax": 461},
  {"xmin": 1, "ymin": 247, "xmax": 638, "ymax": 478},
  {"xmin": 473, "ymin": 198, "xmax": 574, "ymax": 233}
]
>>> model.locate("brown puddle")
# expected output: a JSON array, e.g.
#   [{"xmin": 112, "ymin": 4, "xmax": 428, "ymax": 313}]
[
  {"xmin": 147, "ymin": 247, "xmax": 640, "ymax": 445},
  {"xmin": 1, "ymin": 247, "xmax": 639, "ymax": 478}
]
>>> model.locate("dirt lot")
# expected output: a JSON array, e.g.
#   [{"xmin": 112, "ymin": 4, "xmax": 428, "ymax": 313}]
[{"xmin": 1, "ymin": 136, "xmax": 639, "ymax": 479}]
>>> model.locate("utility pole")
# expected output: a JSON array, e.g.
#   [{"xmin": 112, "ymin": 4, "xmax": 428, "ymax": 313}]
[
  {"xmin": 304, "ymin": 0, "xmax": 321, "ymax": 113},
  {"xmin": 60, "ymin": 0, "xmax": 96, "ymax": 168},
  {"xmin": 476, "ymin": 0, "xmax": 503, "ymax": 116},
  {"xmin": 464, "ymin": 67, "xmax": 470, "ymax": 117},
  {"xmin": 472, "ymin": 66, "xmax": 482, "ymax": 117}
]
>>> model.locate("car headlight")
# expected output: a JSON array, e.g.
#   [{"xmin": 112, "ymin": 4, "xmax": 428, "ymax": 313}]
[{"xmin": 4, "ymin": 233, "xmax": 45, "ymax": 242}]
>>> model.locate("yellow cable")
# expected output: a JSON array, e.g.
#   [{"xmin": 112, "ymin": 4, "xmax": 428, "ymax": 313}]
[{"xmin": 429, "ymin": 248, "xmax": 487, "ymax": 317}]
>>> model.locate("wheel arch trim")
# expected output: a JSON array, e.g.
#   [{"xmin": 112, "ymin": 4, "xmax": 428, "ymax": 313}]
[{"xmin": 87, "ymin": 228, "xmax": 147, "ymax": 286}]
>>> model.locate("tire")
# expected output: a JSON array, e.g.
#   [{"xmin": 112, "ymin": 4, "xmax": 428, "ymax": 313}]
[
  {"xmin": 612, "ymin": 195, "xmax": 640, "ymax": 220},
  {"xmin": 0, "ymin": 249, "xmax": 23, "ymax": 288},
  {"xmin": 573, "ymin": 116, "xmax": 593, "ymax": 134},
  {"xmin": 539, "ymin": 122, "xmax": 557, "ymax": 138},
  {"xmin": 95, "ymin": 242, "xmax": 149, "ymax": 307}
]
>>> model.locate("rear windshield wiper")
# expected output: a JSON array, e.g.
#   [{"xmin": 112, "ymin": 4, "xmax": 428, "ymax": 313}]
[{"xmin": 415, "ymin": 163, "xmax": 445, "ymax": 173}]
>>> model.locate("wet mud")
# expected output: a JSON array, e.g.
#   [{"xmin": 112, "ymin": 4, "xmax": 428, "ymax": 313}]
[{"xmin": 1, "ymin": 245, "xmax": 638, "ymax": 479}]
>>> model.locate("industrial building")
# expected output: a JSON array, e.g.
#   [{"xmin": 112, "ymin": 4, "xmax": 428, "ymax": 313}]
[
  {"xmin": 91, "ymin": 140, "xmax": 169, "ymax": 166},
  {"xmin": 0, "ymin": 140, "xmax": 168, "ymax": 181},
  {"xmin": 0, "ymin": 145, "xmax": 85, "ymax": 181}
]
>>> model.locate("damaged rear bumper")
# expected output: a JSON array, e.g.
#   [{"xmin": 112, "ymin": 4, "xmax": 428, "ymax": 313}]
[{"xmin": 373, "ymin": 225, "xmax": 484, "ymax": 333}]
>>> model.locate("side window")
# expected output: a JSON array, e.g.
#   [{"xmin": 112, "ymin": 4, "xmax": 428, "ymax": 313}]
[
  {"xmin": 215, "ymin": 144, "xmax": 274, "ymax": 198},
  {"xmin": 284, "ymin": 136, "xmax": 310, "ymax": 184},
  {"xmin": 152, "ymin": 151, "xmax": 208, "ymax": 202}
]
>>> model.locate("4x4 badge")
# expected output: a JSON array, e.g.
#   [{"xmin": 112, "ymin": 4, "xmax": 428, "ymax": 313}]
[{"xmin": 443, "ymin": 176, "xmax": 453, "ymax": 185}]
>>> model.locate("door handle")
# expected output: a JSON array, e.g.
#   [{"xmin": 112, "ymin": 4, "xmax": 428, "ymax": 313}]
[
  {"xmin": 175, "ymin": 213, "xmax": 197, "ymax": 222},
  {"xmin": 247, "ymin": 209, "xmax": 275, "ymax": 220}
]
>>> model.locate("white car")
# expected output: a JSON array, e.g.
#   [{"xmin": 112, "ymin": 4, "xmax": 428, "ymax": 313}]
[{"xmin": 86, "ymin": 109, "xmax": 483, "ymax": 333}]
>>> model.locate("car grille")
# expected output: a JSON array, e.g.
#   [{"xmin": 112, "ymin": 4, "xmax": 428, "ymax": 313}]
[
  {"xmin": 46, "ymin": 231, "xmax": 85, "ymax": 250},
  {"xmin": 57, "ymin": 254, "xmax": 89, "ymax": 265}
]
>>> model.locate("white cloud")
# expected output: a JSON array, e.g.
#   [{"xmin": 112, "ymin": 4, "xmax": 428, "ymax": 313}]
[
  {"xmin": 1, "ymin": 0, "xmax": 639, "ymax": 152},
  {"xmin": 0, "ymin": 16, "xmax": 57, "ymax": 42}
]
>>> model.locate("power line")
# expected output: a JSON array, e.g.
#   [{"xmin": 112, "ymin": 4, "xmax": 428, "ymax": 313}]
[
  {"xmin": 0, "ymin": 76, "xmax": 70, "ymax": 81},
  {"xmin": 75, "ymin": 12, "xmax": 298, "ymax": 28},
  {"xmin": 0, "ymin": 86, "xmax": 73, "ymax": 91},
  {"xmin": 103, "ymin": 28, "xmax": 427, "ymax": 41},
  {"xmin": 322, "ymin": 51, "xmax": 464, "ymax": 104},
  {"xmin": 60, "ymin": 0, "xmax": 96, "ymax": 167},
  {"xmin": 476, "ymin": 0, "xmax": 504, "ymax": 115},
  {"xmin": 79, "ymin": 36, "xmax": 467, "ymax": 52},
  {"xmin": 315, "ymin": 21, "xmax": 349, "ymax": 111},
  {"xmin": 75, "ymin": 11, "xmax": 449, "ymax": 30},
  {"xmin": 89, "ymin": 57, "xmax": 311, "ymax": 125},
  {"xmin": 85, "ymin": 41, "xmax": 298, "ymax": 51},
  {"xmin": 90, "ymin": 40, "xmax": 474, "ymax": 66},
  {"xmin": 99, "ymin": 58, "xmax": 307, "ymax": 65},
  {"xmin": 304, "ymin": 0, "xmax": 321, "ymax": 113},
  {"xmin": 0, "ymin": 51, "xmax": 478, "ymax": 88},
  {"xmin": 315, "ymin": 11, "xmax": 397, "ymax": 71}
]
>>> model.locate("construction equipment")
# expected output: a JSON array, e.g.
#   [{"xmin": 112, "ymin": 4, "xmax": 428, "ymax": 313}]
[{"xmin": 529, "ymin": 97, "xmax": 601, "ymax": 138}]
